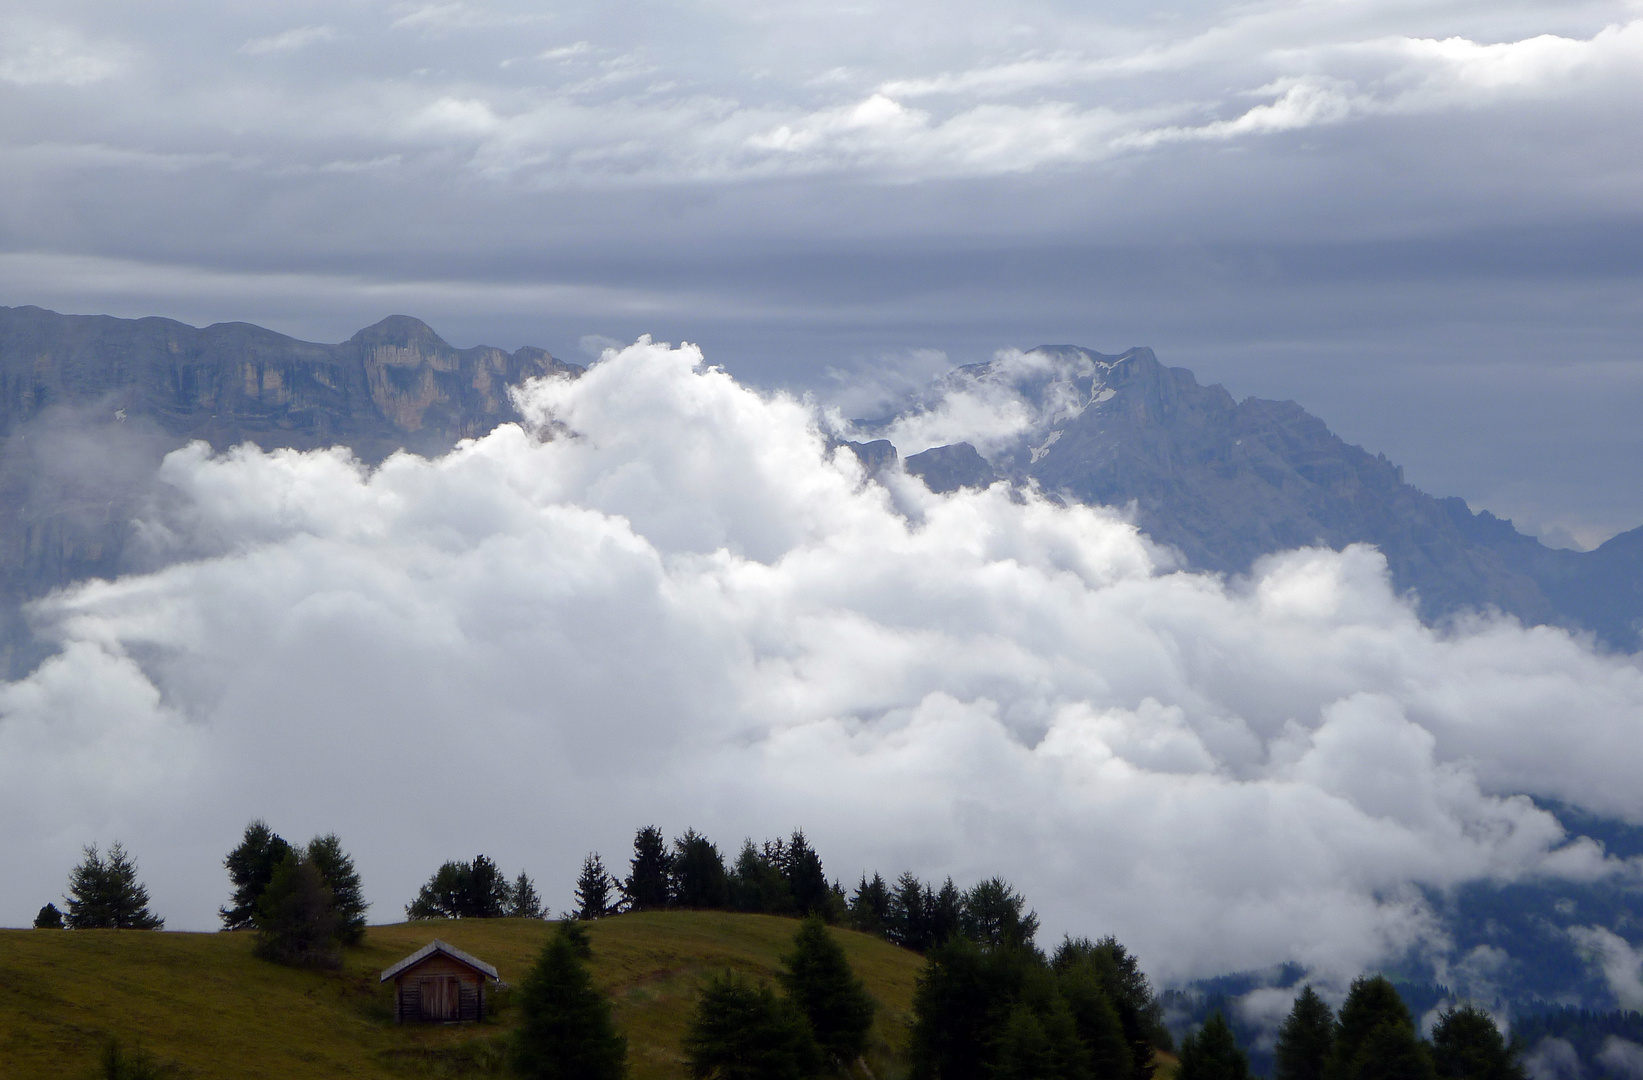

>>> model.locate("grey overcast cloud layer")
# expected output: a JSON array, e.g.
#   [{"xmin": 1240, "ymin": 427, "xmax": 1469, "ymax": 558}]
[{"xmin": 2, "ymin": 0, "xmax": 1642, "ymax": 544}]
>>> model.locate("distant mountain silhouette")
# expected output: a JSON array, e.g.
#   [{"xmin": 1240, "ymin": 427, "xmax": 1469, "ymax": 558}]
[
  {"xmin": 0, "ymin": 305, "xmax": 580, "ymax": 673},
  {"xmin": 887, "ymin": 345, "xmax": 1641, "ymax": 651}
]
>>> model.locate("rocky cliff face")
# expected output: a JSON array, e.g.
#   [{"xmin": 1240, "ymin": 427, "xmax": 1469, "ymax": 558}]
[
  {"xmin": 0, "ymin": 306, "xmax": 581, "ymax": 674},
  {"xmin": 892, "ymin": 345, "xmax": 1641, "ymax": 650}
]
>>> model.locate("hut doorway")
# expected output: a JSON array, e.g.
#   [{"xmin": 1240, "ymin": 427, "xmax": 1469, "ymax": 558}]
[{"xmin": 420, "ymin": 975, "xmax": 459, "ymax": 1021}]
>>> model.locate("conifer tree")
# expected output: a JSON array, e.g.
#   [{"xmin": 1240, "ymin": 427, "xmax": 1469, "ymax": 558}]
[
  {"xmin": 729, "ymin": 839, "xmax": 793, "ymax": 915},
  {"xmin": 1052, "ymin": 937, "xmax": 1170, "ymax": 1080},
  {"xmin": 1057, "ymin": 961, "xmax": 1133, "ymax": 1080},
  {"xmin": 960, "ymin": 877, "xmax": 1040, "ymax": 950},
  {"xmin": 683, "ymin": 971, "xmax": 819, "ymax": 1080},
  {"xmin": 253, "ymin": 850, "xmax": 341, "ymax": 968},
  {"xmin": 65, "ymin": 842, "xmax": 163, "ymax": 930},
  {"xmin": 33, "ymin": 902, "xmax": 64, "ymax": 929},
  {"xmin": 1276, "ymin": 986, "xmax": 1336, "ymax": 1080},
  {"xmin": 1431, "ymin": 1006, "xmax": 1523, "ymax": 1080},
  {"xmin": 1331, "ymin": 977, "xmax": 1417, "ymax": 1080},
  {"xmin": 779, "ymin": 915, "xmax": 876, "ymax": 1068},
  {"xmin": 930, "ymin": 878, "xmax": 963, "ymax": 947},
  {"xmin": 513, "ymin": 921, "xmax": 628, "ymax": 1080},
  {"xmin": 508, "ymin": 871, "xmax": 546, "ymax": 918},
  {"xmin": 672, "ymin": 829, "xmax": 731, "ymax": 909},
  {"xmin": 305, "ymin": 833, "xmax": 367, "ymax": 944},
  {"xmin": 623, "ymin": 826, "xmax": 673, "ymax": 911},
  {"xmin": 1178, "ymin": 1013, "xmax": 1251, "ymax": 1080},
  {"xmin": 848, "ymin": 873, "xmax": 890, "ymax": 936},
  {"xmin": 781, "ymin": 830, "xmax": 830, "ymax": 918},
  {"xmin": 888, "ymin": 872, "xmax": 930, "ymax": 951},
  {"xmin": 221, "ymin": 820, "xmax": 292, "ymax": 931},
  {"xmin": 464, "ymin": 854, "xmax": 510, "ymax": 918},
  {"xmin": 575, "ymin": 853, "xmax": 617, "ymax": 919}
]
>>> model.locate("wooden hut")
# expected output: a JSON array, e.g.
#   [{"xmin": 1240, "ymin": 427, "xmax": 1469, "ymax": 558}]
[{"xmin": 380, "ymin": 940, "xmax": 503, "ymax": 1023}]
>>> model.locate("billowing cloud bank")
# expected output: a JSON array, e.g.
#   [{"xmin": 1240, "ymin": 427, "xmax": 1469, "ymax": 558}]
[{"xmin": 2, "ymin": 339, "xmax": 1641, "ymax": 983}]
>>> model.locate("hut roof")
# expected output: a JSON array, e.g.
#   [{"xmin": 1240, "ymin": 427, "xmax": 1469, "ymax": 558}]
[{"xmin": 380, "ymin": 939, "xmax": 501, "ymax": 983}]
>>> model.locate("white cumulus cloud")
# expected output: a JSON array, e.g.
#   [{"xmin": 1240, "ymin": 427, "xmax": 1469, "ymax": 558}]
[{"xmin": 1, "ymin": 339, "xmax": 1641, "ymax": 988}]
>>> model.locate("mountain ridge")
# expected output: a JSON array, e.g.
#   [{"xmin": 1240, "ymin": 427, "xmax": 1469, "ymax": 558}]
[{"xmin": 878, "ymin": 344, "xmax": 1640, "ymax": 650}]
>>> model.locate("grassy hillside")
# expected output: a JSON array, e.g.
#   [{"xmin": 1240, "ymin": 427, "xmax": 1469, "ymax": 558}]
[{"xmin": 0, "ymin": 911, "xmax": 926, "ymax": 1079}]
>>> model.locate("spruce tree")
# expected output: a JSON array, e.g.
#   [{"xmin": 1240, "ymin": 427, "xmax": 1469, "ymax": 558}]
[
  {"xmin": 779, "ymin": 915, "xmax": 875, "ymax": 1068},
  {"xmin": 623, "ymin": 826, "xmax": 673, "ymax": 911},
  {"xmin": 513, "ymin": 921, "xmax": 628, "ymax": 1080},
  {"xmin": 730, "ymin": 840, "xmax": 793, "ymax": 915},
  {"xmin": 221, "ymin": 820, "xmax": 292, "ymax": 931},
  {"xmin": 683, "ymin": 971, "xmax": 819, "ymax": 1080},
  {"xmin": 848, "ymin": 873, "xmax": 890, "ymax": 936},
  {"xmin": 575, "ymin": 853, "xmax": 617, "ymax": 919},
  {"xmin": 781, "ymin": 831, "xmax": 830, "ymax": 918},
  {"xmin": 33, "ymin": 903, "xmax": 64, "ymax": 929},
  {"xmin": 672, "ymin": 829, "xmax": 731, "ymax": 909},
  {"xmin": 1352, "ymin": 1021, "xmax": 1434, "ymax": 1080},
  {"xmin": 930, "ymin": 879, "xmax": 963, "ymax": 947},
  {"xmin": 464, "ymin": 854, "xmax": 511, "ymax": 918},
  {"xmin": 1331, "ymin": 977, "xmax": 1417, "ymax": 1080},
  {"xmin": 960, "ymin": 877, "xmax": 1039, "ymax": 950},
  {"xmin": 253, "ymin": 851, "xmax": 341, "ymax": 968},
  {"xmin": 1431, "ymin": 1006, "xmax": 1524, "ymax": 1080},
  {"xmin": 305, "ymin": 833, "xmax": 367, "ymax": 944},
  {"xmin": 1057, "ymin": 961, "xmax": 1133, "ymax": 1080},
  {"xmin": 508, "ymin": 871, "xmax": 546, "ymax": 918},
  {"xmin": 888, "ymin": 872, "xmax": 930, "ymax": 951},
  {"xmin": 1178, "ymin": 1013, "xmax": 1251, "ymax": 1080},
  {"xmin": 1276, "ymin": 986, "xmax": 1336, "ymax": 1080},
  {"xmin": 65, "ymin": 842, "xmax": 163, "ymax": 930},
  {"xmin": 1052, "ymin": 936, "xmax": 1169, "ymax": 1080},
  {"xmin": 908, "ymin": 936, "xmax": 1036, "ymax": 1080}
]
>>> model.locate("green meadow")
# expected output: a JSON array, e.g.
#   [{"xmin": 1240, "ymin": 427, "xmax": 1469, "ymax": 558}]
[{"xmin": 0, "ymin": 911, "xmax": 925, "ymax": 1079}]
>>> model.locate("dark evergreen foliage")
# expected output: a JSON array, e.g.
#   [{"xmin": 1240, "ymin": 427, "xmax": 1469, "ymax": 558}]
[
  {"xmin": 575, "ymin": 853, "xmax": 618, "ymax": 919},
  {"xmin": 1431, "ymin": 1006, "xmax": 1526, "ymax": 1080},
  {"xmin": 508, "ymin": 871, "xmax": 546, "ymax": 919},
  {"xmin": 220, "ymin": 820, "xmax": 292, "ymax": 931},
  {"xmin": 1332, "ymin": 976, "xmax": 1418, "ymax": 1080},
  {"xmin": 683, "ymin": 971, "xmax": 820, "ymax": 1080},
  {"xmin": 907, "ymin": 937, "xmax": 1037, "ymax": 1080},
  {"xmin": 1276, "ymin": 986, "xmax": 1336, "ymax": 1080},
  {"xmin": 781, "ymin": 831, "xmax": 830, "ymax": 918},
  {"xmin": 672, "ymin": 829, "xmax": 731, "ymax": 909},
  {"xmin": 847, "ymin": 873, "xmax": 890, "ymax": 935},
  {"xmin": 512, "ymin": 921, "xmax": 628, "ymax": 1080},
  {"xmin": 33, "ymin": 902, "xmax": 63, "ymax": 929},
  {"xmin": 623, "ymin": 826, "xmax": 673, "ymax": 911},
  {"xmin": 305, "ymin": 833, "xmax": 367, "ymax": 944},
  {"xmin": 1179, "ymin": 1014, "xmax": 1252, "ymax": 1080},
  {"xmin": 779, "ymin": 915, "xmax": 875, "ymax": 1068},
  {"xmin": 960, "ymin": 877, "xmax": 1040, "ymax": 951},
  {"xmin": 888, "ymin": 872, "xmax": 931, "ymax": 950},
  {"xmin": 729, "ymin": 839, "xmax": 793, "ymax": 915},
  {"xmin": 253, "ymin": 851, "xmax": 341, "ymax": 969},
  {"xmin": 1057, "ymin": 957, "xmax": 1134, "ymax": 1080},
  {"xmin": 65, "ymin": 842, "xmax": 163, "ymax": 930},
  {"xmin": 406, "ymin": 855, "xmax": 511, "ymax": 919},
  {"xmin": 1351, "ymin": 1021, "xmax": 1435, "ymax": 1080},
  {"xmin": 1053, "ymin": 936, "xmax": 1170, "ymax": 1079}
]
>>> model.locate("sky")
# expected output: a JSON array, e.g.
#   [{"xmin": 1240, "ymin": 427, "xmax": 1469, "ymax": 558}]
[{"xmin": 2, "ymin": 0, "xmax": 1642, "ymax": 546}]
